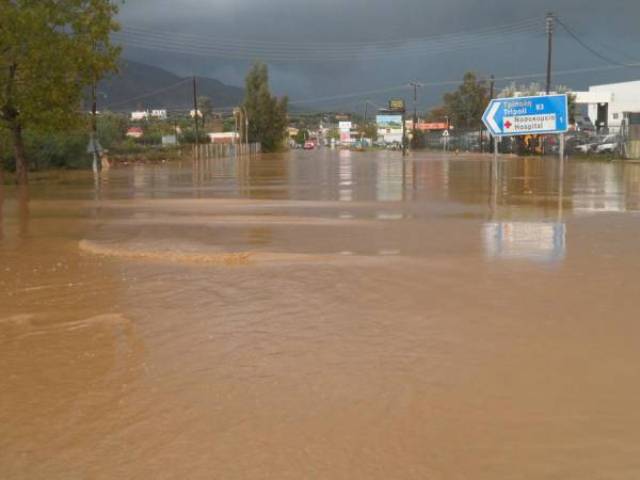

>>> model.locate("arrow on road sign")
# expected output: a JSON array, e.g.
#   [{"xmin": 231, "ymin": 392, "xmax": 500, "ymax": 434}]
[{"xmin": 485, "ymin": 102, "xmax": 500, "ymax": 134}]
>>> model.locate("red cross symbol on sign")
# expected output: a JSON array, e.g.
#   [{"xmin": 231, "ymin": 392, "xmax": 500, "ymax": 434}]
[{"xmin": 504, "ymin": 120, "xmax": 513, "ymax": 129}]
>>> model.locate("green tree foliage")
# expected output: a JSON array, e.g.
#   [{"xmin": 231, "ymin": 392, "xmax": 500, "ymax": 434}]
[
  {"xmin": 243, "ymin": 63, "xmax": 288, "ymax": 152},
  {"xmin": 442, "ymin": 72, "xmax": 489, "ymax": 130},
  {"xmin": 425, "ymin": 105, "xmax": 448, "ymax": 123},
  {"xmin": 198, "ymin": 96, "xmax": 213, "ymax": 126},
  {"xmin": 294, "ymin": 129, "xmax": 309, "ymax": 145},
  {"xmin": 0, "ymin": 0, "xmax": 121, "ymax": 183},
  {"xmin": 363, "ymin": 123, "xmax": 378, "ymax": 141},
  {"xmin": 326, "ymin": 128, "xmax": 340, "ymax": 142}
]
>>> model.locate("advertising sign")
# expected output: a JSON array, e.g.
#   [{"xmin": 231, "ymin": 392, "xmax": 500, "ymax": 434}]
[
  {"xmin": 376, "ymin": 115, "xmax": 403, "ymax": 128},
  {"xmin": 388, "ymin": 99, "xmax": 406, "ymax": 112}
]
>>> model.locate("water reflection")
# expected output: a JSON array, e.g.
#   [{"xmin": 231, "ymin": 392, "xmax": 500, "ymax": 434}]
[
  {"xmin": 338, "ymin": 150, "xmax": 353, "ymax": 202},
  {"xmin": 17, "ymin": 184, "xmax": 30, "ymax": 239},
  {"xmin": 0, "ymin": 182, "xmax": 4, "ymax": 241},
  {"xmin": 376, "ymin": 156, "xmax": 404, "ymax": 202},
  {"xmin": 484, "ymin": 222, "xmax": 566, "ymax": 262},
  {"xmin": 484, "ymin": 155, "xmax": 567, "ymax": 263}
]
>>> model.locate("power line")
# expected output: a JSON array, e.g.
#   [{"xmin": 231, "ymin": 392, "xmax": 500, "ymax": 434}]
[
  {"xmin": 556, "ymin": 17, "xmax": 632, "ymax": 67},
  {"xmin": 112, "ymin": 19, "xmax": 541, "ymax": 63},
  {"xmin": 103, "ymin": 78, "xmax": 192, "ymax": 108},
  {"xmin": 120, "ymin": 17, "xmax": 540, "ymax": 52},
  {"xmin": 288, "ymin": 62, "xmax": 640, "ymax": 106}
]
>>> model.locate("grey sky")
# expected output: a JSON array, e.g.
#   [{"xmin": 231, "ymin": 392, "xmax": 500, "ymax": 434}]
[{"xmin": 116, "ymin": 0, "xmax": 640, "ymax": 110}]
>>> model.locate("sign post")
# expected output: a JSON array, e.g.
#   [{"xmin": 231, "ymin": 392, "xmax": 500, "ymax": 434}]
[{"xmin": 389, "ymin": 99, "xmax": 407, "ymax": 157}]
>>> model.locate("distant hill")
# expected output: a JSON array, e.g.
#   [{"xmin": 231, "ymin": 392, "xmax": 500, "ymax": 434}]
[{"xmin": 97, "ymin": 60, "xmax": 244, "ymax": 112}]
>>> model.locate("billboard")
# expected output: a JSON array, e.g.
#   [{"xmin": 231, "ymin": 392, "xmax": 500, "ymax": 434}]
[
  {"xmin": 389, "ymin": 99, "xmax": 406, "ymax": 112},
  {"xmin": 376, "ymin": 115, "xmax": 403, "ymax": 128},
  {"xmin": 377, "ymin": 114, "xmax": 403, "ymax": 143},
  {"xmin": 339, "ymin": 121, "xmax": 352, "ymax": 131}
]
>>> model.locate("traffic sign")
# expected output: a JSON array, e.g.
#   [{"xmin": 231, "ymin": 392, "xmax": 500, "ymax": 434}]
[{"xmin": 482, "ymin": 94, "xmax": 569, "ymax": 137}]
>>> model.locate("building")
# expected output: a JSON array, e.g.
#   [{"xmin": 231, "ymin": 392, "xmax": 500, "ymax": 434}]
[
  {"xmin": 131, "ymin": 111, "xmax": 149, "ymax": 121},
  {"xmin": 151, "ymin": 109, "xmax": 168, "ymax": 120},
  {"xmin": 190, "ymin": 109, "xmax": 203, "ymax": 118},
  {"xmin": 584, "ymin": 80, "xmax": 640, "ymax": 130}
]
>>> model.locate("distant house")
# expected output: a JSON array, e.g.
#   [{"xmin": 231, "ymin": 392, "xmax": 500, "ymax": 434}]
[
  {"xmin": 131, "ymin": 111, "xmax": 149, "ymax": 121},
  {"xmin": 150, "ymin": 109, "xmax": 168, "ymax": 120},
  {"xmin": 126, "ymin": 127, "xmax": 144, "ymax": 139},
  {"xmin": 190, "ymin": 109, "xmax": 203, "ymax": 118}
]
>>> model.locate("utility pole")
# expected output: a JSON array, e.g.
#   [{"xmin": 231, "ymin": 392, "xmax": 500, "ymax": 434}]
[
  {"xmin": 544, "ymin": 13, "xmax": 554, "ymax": 156},
  {"xmin": 192, "ymin": 76, "xmax": 199, "ymax": 159},
  {"xmin": 90, "ymin": 79, "xmax": 100, "ymax": 174},
  {"xmin": 489, "ymin": 74, "xmax": 495, "ymax": 153},
  {"xmin": 409, "ymin": 82, "xmax": 423, "ymax": 147},
  {"xmin": 545, "ymin": 12, "xmax": 554, "ymax": 94},
  {"xmin": 243, "ymin": 108, "xmax": 249, "ymax": 146}
]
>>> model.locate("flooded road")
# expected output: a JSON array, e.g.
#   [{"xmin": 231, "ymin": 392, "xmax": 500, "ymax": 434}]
[{"xmin": 2, "ymin": 149, "xmax": 640, "ymax": 479}]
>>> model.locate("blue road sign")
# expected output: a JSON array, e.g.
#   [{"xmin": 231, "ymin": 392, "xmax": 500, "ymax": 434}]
[{"xmin": 482, "ymin": 94, "xmax": 569, "ymax": 137}]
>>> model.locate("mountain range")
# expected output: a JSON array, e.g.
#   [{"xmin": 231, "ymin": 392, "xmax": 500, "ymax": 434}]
[{"xmin": 98, "ymin": 60, "xmax": 244, "ymax": 112}]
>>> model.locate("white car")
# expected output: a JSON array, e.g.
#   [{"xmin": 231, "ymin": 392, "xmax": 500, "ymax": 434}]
[
  {"xmin": 595, "ymin": 135, "xmax": 619, "ymax": 154},
  {"xmin": 576, "ymin": 143, "xmax": 597, "ymax": 154}
]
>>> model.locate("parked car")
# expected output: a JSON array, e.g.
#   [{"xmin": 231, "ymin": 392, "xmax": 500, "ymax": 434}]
[
  {"xmin": 575, "ymin": 142, "xmax": 598, "ymax": 154},
  {"xmin": 595, "ymin": 135, "xmax": 619, "ymax": 154},
  {"xmin": 303, "ymin": 141, "xmax": 315, "ymax": 150}
]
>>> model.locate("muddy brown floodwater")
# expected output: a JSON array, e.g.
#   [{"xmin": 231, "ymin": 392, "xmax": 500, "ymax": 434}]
[{"xmin": 2, "ymin": 149, "xmax": 640, "ymax": 479}]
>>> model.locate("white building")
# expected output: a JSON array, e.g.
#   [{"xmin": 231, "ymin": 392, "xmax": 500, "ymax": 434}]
[
  {"xmin": 131, "ymin": 110, "xmax": 149, "ymax": 121},
  {"xmin": 587, "ymin": 80, "xmax": 640, "ymax": 130},
  {"xmin": 190, "ymin": 109, "xmax": 203, "ymax": 118},
  {"xmin": 150, "ymin": 109, "xmax": 168, "ymax": 120}
]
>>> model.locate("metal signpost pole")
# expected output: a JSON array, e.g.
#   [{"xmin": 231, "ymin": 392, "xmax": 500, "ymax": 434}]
[{"xmin": 483, "ymin": 94, "xmax": 569, "ymax": 209}]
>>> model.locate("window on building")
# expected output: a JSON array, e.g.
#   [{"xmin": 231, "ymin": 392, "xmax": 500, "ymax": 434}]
[{"xmin": 613, "ymin": 113, "xmax": 619, "ymax": 120}]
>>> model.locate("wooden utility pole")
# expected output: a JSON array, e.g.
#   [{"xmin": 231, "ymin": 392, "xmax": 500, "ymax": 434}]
[
  {"xmin": 192, "ymin": 76, "xmax": 199, "ymax": 159},
  {"xmin": 545, "ymin": 12, "xmax": 554, "ymax": 94},
  {"xmin": 544, "ymin": 13, "xmax": 554, "ymax": 155},
  {"xmin": 90, "ymin": 77, "xmax": 102, "ymax": 174},
  {"xmin": 488, "ymin": 74, "xmax": 495, "ymax": 153},
  {"xmin": 409, "ymin": 82, "xmax": 423, "ymax": 147}
]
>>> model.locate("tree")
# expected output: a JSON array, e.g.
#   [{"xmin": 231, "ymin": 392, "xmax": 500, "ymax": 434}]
[
  {"xmin": 363, "ymin": 123, "xmax": 378, "ymax": 141},
  {"xmin": 294, "ymin": 129, "xmax": 309, "ymax": 145},
  {"xmin": 198, "ymin": 96, "xmax": 213, "ymax": 126},
  {"xmin": 425, "ymin": 105, "xmax": 448, "ymax": 123},
  {"xmin": 442, "ymin": 72, "xmax": 489, "ymax": 130},
  {"xmin": 0, "ymin": 1, "xmax": 121, "ymax": 183},
  {"xmin": 243, "ymin": 63, "xmax": 288, "ymax": 152},
  {"xmin": 326, "ymin": 128, "xmax": 340, "ymax": 142}
]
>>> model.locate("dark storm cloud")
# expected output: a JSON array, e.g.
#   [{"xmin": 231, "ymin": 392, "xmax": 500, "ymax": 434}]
[{"xmin": 117, "ymin": 0, "xmax": 640, "ymax": 109}]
